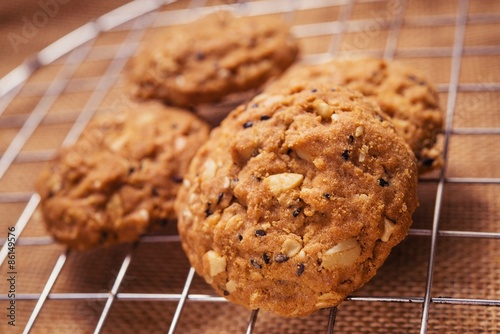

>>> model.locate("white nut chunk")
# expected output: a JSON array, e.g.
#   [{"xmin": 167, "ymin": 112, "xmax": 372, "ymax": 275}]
[
  {"xmin": 202, "ymin": 159, "xmax": 217, "ymax": 180},
  {"xmin": 295, "ymin": 147, "xmax": 313, "ymax": 162},
  {"xmin": 281, "ymin": 238, "xmax": 303, "ymax": 258},
  {"xmin": 226, "ymin": 280, "xmax": 238, "ymax": 293},
  {"xmin": 203, "ymin": 250, "xmax": 226, "ymax": 277},
  {"xmin": 264, "ymin": 173, "xmax": 304, "ymax": 196},
  {"xmin": 355, "ymin": 125, "xmax": 364, "ymax": 137},
  {"xmin": 312, "ymin": 99, "xmax": 334, "ymax": 120},
  {"xmin": 322, "ymin": 238, "xmax": 361, "ymax": 269},
  {"xmin": 359, "ymin": 144, "xmax": 369, "ymax": 162},
  {"xmin": 381, "ymin": 218, "xmax": 396, "ymax": 242}
]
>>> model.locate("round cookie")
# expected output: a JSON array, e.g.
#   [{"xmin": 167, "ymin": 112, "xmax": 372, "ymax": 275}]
[
  {"xmin": 265, "ymin": 57, "xmax": 443, "ymax": 174},
  {"xmin": 127, "ymin": 11, "xmax": 299, "ymax": 107},
  {"xmin": 37, "ymin": 100, "xmax": 210, "ymax": 250},
  {"xmin": 175, "ymin": 86, "xmax": 418, "ymax": 317}
]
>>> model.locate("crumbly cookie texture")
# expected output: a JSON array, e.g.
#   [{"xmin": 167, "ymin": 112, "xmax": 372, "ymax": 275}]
[
  {"xmin": 175, "ymin": 86, "xmax": 418, "ymax": 317},
  {"xmin": 128, "ymin": 11, "xmax": 299, "ymax": 108},
  {"xmin": 37, "ymin": 101, "xmax": 210, "ymax": 250},
  {"xmin": 265, "ymin": 57, "xmax": 443, "ymax": 174}
]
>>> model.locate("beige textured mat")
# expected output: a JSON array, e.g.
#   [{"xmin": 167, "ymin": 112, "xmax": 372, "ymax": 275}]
[{"xmin": 1, "ymin": 0, "xmax": 499, "ymax": 333}]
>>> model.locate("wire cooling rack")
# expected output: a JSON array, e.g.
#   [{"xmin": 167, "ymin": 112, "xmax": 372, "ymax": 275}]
[{"xmin": 0, "ymin": 0, "xmax": 499, "ymax": 332}]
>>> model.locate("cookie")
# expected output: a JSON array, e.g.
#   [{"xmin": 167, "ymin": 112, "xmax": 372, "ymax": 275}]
[
  {"xmin": 265, "ymin": 57, "xmax": 443, "ymax": 174},
  {"xmin": 127, "ymin": 11, "xmax": 299, "ymax": 108},
  {"xmin": 175, "ymin": 86, "xmax": 418, "ymax": 317},
  {"xmin": 36, "ymin": 100, "xmax": 210, "ymax": 250}
]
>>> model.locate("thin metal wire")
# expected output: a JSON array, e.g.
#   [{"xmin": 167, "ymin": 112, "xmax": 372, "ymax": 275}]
[
  {"xmin": 245, "ymin": 309, "xmax": 260, "ymax": 334},
  {"xmin": 327, "ymin": 0, "xmax": 356, "ymax": 56},
  {"xmin": 168, "ymin": 267, "xmax": 196, "ymax": 334},
  {"xmin": 3, "ymin": 292, "xmax": 500, "ymax": 307},
  {"xmin": 0, "ymin": 193, "xmax": 40, "ymax": 266},
  {"xmin": 94, "ymin": 249, "xmax": 135, "ymax": 333},
  {"xmin": 419, "ymin": 0, "xmax": 469, "ymax": 332},
  {"xmin": 326, "ymin": 307, "xmax": 338, "ymax": 334},
  {"xmin": 0, "ymin": 45, "xmax": 93, "ymax": 180},
  {"xmin": 409, "ymin": 229, "xmax": 500, "ymax": 239},
  {"xmin": 23, "ymin": 251, "xmax": 68, "ymax": 334},
  {"xmin": 61, "ymin": 22, "xmax": 151, "ymax": 146},
  {"xmin": 383, "ymin": 0, "xmax": 406, "ymax": 60}
]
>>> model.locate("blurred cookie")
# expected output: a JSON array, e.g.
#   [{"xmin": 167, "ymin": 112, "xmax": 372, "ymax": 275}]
[
  {"xmin": 175, "ymin": 86, "xmax": 418, "ymax": 317},
  {"xmin": 37, "ymin": 100, "xmax": 210, "ymax": 250},
  {"xmin": 265, "ymin": 57, "xmax": 443, "ymax": 174},
  {"xmin": 128, "ymin": 11, "xmax": 299, "ymax": 107}
]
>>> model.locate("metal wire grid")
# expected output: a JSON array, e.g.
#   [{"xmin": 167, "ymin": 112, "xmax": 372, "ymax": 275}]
[{"xmin": 0, "ymin": 0, "xmax": 499, "ymax": 332}]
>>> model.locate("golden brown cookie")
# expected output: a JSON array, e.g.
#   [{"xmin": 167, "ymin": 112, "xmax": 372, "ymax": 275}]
[
  {"xmin": 37, "ymin": 100, "xmax": 210, "ymax": 250},
  {"xmin": 175, "ymin": 86, "xmax": 418, "ymax": 317},
  {"xmin": 127, "ymin": 11, "xmax": 299, "ymax": 107},
  {"xmin": 265, "ymin": 57, "xmax": 443, "ymax": 174}
]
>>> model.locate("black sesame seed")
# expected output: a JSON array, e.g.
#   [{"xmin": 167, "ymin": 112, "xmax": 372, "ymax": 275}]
[
  {"xmin": 238, "ymin": 234, "xmax": 243, "ymax": 241},
  {"xmin": 260, "ymin": 115, "xmax": 270, "ymax": 121},
  {"xmin": 243, "ymin": 121, "xmax": 253, "ymax": 129},
  {"xmin": 274, "ymin": 254, "xmax": 289, "ymax": 263},
  {"xmin": 297, "ymin": 263, "xmax": 305, "ymax": 276},
  {"xmin": 195, "ymin": 51, "xmax": 205, "ymax": 60},
  {"xmin": 341, "ymin": 150, "xmax": 350, "ymax": 161},
  {"xmin": 311, "ymin": 88, "xmax": 317, "ymax": 92},
  {"xmin": 422, "ymin": 158, "xmax": 435, "ymax": 167},
  {"xmin": 330, "ymin": 88, "xmax": 336, "ymax": 92},
  {"xmin": 223, "ymin": 290, "xmax": 230, "ymax": 296},
  {"xmin": 323, "ymin": 193, "xmax": 331, "ymax": 200},
  {"xmin": 292, "ymin": 208, "xmax": 302, "ymax": 217},
  {"xmin": 263, "ymin": 253, "xmax": 271, "ymax": 264},
  {"xmin": 205, "ymin": 202, "xmax": 212, "ymax": 217},
  {"xmin": 408, "ymin": 75, "xmax": 425, "ymax": 85},
  {"xmin": 287, "ymin": 148, "xmax": 293, "ymax": 155},
  {"xmin": 151, "ymin": 188, "xmax": 159, "ymax": 196},
  {"xmin": 349, "ymin": 134, "xmax": 355, "ymax": 143},
  {"xmin": 251, "ymin": 103, "xmax": 259, "ymax": 108},
  {"xmin": 216, "ymin": 193, "xmax": 224, "ymax": 205},
  {"xmin": 251, "ymin": 259, "xmax": 262, "ymax": 269},
  {"xmin": 255, "ymin": 229, "xmax": 267, "ymax": 237},
  {"xmin": 171, "ymin": 175, "xmax": 183, "ymax": 184},
  {"xmin": 100, "ymin": 231, "xmax": 109, "ymax": 243},
  {"xmin": 379, "ymin": 178, "xmax": 390, "ymax": 187},
  {"xmin": 128, "ymin": 167, "xmax": 135, "ymax": 174},
  {"xmin": 233, "ymin": 177, "xmax": 239, "ymax": 183}
]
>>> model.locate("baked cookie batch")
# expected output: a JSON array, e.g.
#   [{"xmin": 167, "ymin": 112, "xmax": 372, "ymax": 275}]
[{"xmin": 36, "ymin": 11, "xmax": 443, "ymax": 317}]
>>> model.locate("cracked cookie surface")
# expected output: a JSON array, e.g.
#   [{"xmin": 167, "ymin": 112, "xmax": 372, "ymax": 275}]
[
  {"xmin": 175, "ymin": 86, "xmax": 418, "ymax": 317},
  {"xmin": 37, "ymin": 101, "xmax": 210, "ymax": 250},
  {"xmin": 128, "ymin": 11, "xmax": 299, "ymax": 107},
  {"xmin": 265, "ymin": 57, "xmax": 443, "ymax": 174}
]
